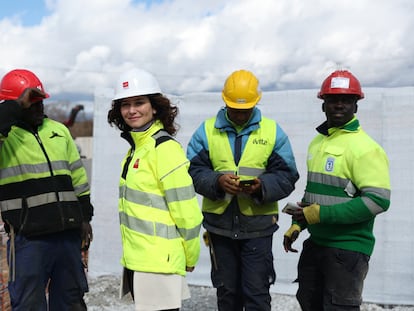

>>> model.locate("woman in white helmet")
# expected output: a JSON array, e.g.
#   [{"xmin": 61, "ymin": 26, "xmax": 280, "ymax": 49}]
[{"xmin": 107, "ymin": 68, "xmax": 203, "ymax": 311}]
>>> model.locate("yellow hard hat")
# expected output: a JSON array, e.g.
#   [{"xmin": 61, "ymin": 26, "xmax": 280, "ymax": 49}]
[{"xmin": 222, "ymin": 69, "xmax": 262, "ymax": 109}]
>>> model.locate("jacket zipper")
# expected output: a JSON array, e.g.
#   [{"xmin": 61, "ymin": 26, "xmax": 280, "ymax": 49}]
[{"xmin": 34, "ymin": 132, "xmax": 64, "ymax": 228}]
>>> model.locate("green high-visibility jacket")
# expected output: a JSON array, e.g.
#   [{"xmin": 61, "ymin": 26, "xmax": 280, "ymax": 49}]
[
  {"xmin": 303, "ymin": 117, "xmax": 391, "ymax": 256},
  {"xmin": 0, "ymin": 117, "xmax": 92, "ymax": 236},
  {"xmin": 118, "ymin": 121, "xmax": 202, "ymax": 276}
]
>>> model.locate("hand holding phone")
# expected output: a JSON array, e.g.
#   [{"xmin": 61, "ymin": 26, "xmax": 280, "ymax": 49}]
[
  {"xmin": 239, "ymin": 179, "xmax": 255, "ymax": 187},
  {"xmin": 282, "ymin": 202, "xmax": 303, "ymax": 214}
]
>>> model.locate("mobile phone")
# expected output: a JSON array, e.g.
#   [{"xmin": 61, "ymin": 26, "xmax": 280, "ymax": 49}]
[
  {"xmin": 282, "ymin": 202, "xmax": 302, "ymax": 214},
  {"xmin": 239, "ymin": 179, "xmax": 255, "ymax": 187}
]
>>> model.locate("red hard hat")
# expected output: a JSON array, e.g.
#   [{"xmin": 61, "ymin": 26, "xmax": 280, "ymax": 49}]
[
  {"xmin": 317, "ymin": 70, "xmax": 364, "ymax": 100},
  {"xmin": 0, "ymin": 69, "xmax": 50, "ymax": 101}
]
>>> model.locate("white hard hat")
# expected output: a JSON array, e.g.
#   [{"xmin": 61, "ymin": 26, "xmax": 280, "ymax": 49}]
[{"xmin": 113, "ymin": 68, "xmax": 161, "ymax": 100}]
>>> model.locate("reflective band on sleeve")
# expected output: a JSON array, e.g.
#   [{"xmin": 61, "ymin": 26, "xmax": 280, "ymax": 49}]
[
  {"xmin": 177, "ymin": 223, "xmax": 202, "ymax": 241},
  {"xmin": 74, "ymin": 182, "xmax": 90, "ymax": 195},
  {"xmin": 119, "ymin": 211, "xmax": 180, "ymax": 239},
  {"xmin": 119, "ymin": 185, "xmax": 169, "ymax": 212},
  {"xmin": 164, "ymin": 184, "xmax": 197, "ymax": 203}
]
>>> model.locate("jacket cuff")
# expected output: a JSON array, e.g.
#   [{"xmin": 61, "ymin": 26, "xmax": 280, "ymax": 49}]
[{"xmin": 78, "ymin": 195, "xmax": 94, "ymax": 222}]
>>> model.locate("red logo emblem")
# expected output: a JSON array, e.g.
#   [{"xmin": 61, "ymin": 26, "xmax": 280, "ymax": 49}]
[
  {"xmin": 122, "ymin": 81, "xmax": 129, "ymax": 88},
  {"xmin": 133, "ymin": 159, "xmax": 139, "ymax": 169}
]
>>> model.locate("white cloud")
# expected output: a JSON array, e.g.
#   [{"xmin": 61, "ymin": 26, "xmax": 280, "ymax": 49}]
[{"xmin": 0, "ymin": 0, "xmax": 413, "ymax": 98}]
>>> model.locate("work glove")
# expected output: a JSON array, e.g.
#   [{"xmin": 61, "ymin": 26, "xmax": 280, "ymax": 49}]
[
  {"xmin": 283, "ymin": 224, "xmax": 301, "ymax": 253},
  {"xmin": 303, "ymin": 203, "xmax": 321, "ymax": 224},
  {"xmin": 291, "ymin": 203, "xmax": 320, "ymax": 225}
]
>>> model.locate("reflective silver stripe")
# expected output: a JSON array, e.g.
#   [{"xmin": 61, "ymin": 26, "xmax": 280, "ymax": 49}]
[
  {"xmin": 238, "ymin": 166, "xmax": 264, "ymax": 177},
  {"xmin": 0, "ymin": 190, "xmax": 78, "ymax": 211},
  {"xmin": 361, "ymin": 187, "xmax": 391, "ymax": 215},
  {"xmin": 218, "ymin": 167, "xmax": 264, "ymax": 177},
  {"xmin": 362, "ymin": 187, "xmax": 390, "ymax": 200},
  {"xmin": 177, "ymin": 223, "xmax": 202, "ymax": 241},
  {"xmin": 1, "ymin": 163, "xmax": 50, "ymax": 178},
  {"xmin": 0, "ymin": 198, "xmax": 22, "ymax": 211},
  {"xmin": 120, "ymin": 185, "xmax": 168, "ymax": 211},
  {"xmin": 308, "ymin": 172, "xmax": 349, "ymax": 188},
  {"xmin": 165, "ymin": 185, "xmax": 196, "ymax": 203},
  {"xmin": 69, "ymin": 159, "xmax": 84, "ymax": 171},
  {"xmin": 160, "ymin": 160, "xmax": 189, "ymax": 181},
  {"xmin": 152, "ymin": 130, "xmax": 172, "ymax": 141},
  {"xmin": 74, "ymin": 182, "xmax": 90, "ymax": 195},
  {"xmin": 119, "ymin": 211, "xmax": 180, "ymax": 239},
  {"xmin": 218, "ymin": 170, "xmax": 234, "ymax": 174},
  {"xmin": 0, "ymin": 160, "xmax": 70, "ymax": 179},
  {"xmin": 305, "ymin": 187, "xmax": 390, "ymax": 215},
  {"xmin": 27, "ymin": 191, "xmax": 77, "ymax": 207},
  {"xmin": 304, "ymin": 193, "xmax": 352, "ymax": 205},
  {"xmin": 52, "ymin": 160, "xmax": 71, "ymax": 170},
  {"xmin": 361, "ymin": 196, "xmax": 384, "ymax": 215}
]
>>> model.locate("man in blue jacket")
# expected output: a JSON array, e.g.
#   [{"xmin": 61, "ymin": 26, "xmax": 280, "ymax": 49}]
[{"xmin": 187, "ymin": 69, "xmax": 299, "ymax": 311}]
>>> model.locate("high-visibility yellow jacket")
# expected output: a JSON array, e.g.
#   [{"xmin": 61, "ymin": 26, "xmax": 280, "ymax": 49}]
[
  {"xmin": 0, "ymin": 114, "xmax": 92, "ymax": 236},
  {"xmin": 303, "ymin": 117, "xmax": 391, "ymax": 256},
  {"xmin": 118, "ymin": 120, "xmax": 202, "ymax": 276}
]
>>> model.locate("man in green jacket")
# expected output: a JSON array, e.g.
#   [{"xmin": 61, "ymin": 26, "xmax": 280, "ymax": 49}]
[
  {"xmin": 0, "ymin": 69, "xmax": 93, "ymax": 310},
  {"xmin": 283, "ymin": 70, "xmax": 391, "ymax": 310}
]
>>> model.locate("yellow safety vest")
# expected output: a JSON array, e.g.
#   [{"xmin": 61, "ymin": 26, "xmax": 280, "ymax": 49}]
[{"xmin": 202, "ymin": 117, "xmax": 278, "ymax": 216}]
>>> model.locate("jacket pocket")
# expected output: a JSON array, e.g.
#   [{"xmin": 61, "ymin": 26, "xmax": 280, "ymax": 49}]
[{"xmin": 20, "ymin": 201, "xmax": 83, "ymax": 237}]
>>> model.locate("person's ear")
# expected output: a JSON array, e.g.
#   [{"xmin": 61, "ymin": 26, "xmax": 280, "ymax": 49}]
[
  {"xmin": 354, "ymin": 103, "xmax": 358, "ymax": 113},
  {"xmin": 153, "ymin": 109, "xmax": 157, "ymax": 115}
]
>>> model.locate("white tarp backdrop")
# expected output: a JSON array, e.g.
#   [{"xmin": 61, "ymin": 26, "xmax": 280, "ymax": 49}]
[{"xmin": 90, "ymin": 87, "xmax": 414, "ymax": 305}]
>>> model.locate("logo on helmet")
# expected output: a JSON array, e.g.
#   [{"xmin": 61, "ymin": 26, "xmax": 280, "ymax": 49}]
[{"xmin": 330, "ymin": 77, "xmax": 350, "ymax": 89}]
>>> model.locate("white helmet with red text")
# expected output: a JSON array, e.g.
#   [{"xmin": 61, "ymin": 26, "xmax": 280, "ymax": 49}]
[{"xmin": 113, "ymin": 68, "xmax": 161, "ymax": 100}]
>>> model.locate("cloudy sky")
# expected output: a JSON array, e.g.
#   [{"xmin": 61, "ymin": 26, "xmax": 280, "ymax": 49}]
[{"xmin": 0, "ymin": 0, "xmax": 413, "ymax": 101}]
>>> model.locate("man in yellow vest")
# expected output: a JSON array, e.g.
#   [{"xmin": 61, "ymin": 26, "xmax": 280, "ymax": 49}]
[
  {"xmin": 283, "ymin": 70, "xmax": 391, "ymax": 310},
  {"xmin": 0, "ymin": 69, "xmax": 93, "ymax": 310},
  {"xmin": 187, "ymin": 69, "xmax": 299, "ymax": 311}
]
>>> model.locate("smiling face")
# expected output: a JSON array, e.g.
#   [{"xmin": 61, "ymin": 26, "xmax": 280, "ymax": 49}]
[
  {"xmin": 120, "ymin": 95, "xmax": 156, "ymax": 129},
  {"xmin": 322, "ymin": 94, "xmax": 358, "ymax": 128}
]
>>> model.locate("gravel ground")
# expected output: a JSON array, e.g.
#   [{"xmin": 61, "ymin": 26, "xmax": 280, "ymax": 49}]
[{"xmin": 84, "ymin": 275, "xmax": 414, "ymax": 311}]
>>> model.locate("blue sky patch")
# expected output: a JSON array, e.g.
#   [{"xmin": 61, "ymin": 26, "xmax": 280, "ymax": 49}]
[{"xmin": 0, "ymin": 0, "xmax": 49, "ymax": 26}]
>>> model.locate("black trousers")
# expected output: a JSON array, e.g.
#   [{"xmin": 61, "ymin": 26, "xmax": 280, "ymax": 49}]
[
  {"xmin": 296, "ymin": 239, "xmax": 370, "ymax": 311},
  {"xmin": 208, "ymin": 233, "xmax": 275, "ymax": 311}
]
